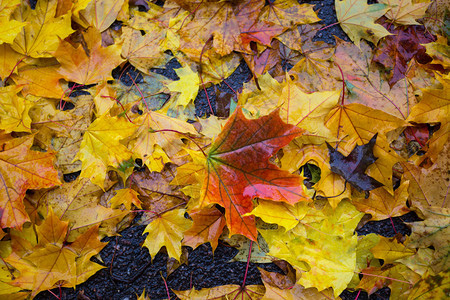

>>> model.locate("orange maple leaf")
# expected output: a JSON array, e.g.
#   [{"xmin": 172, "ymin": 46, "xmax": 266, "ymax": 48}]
[
  {"xmin": 200, "ymin": 108, "xmax": 310, "ymax": 241},
  {"xmin": 0, "ymin": 134, "xmax": 60, "ymax": 229}
]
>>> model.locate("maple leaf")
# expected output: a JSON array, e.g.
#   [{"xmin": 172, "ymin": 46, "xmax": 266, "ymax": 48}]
[
  {"xmin": 182, "ymin": 206, "xmax": 226, "ymax": 251},
  {"xmin": 407, "ymin": 81, "xmax": 449, "ymax": 166},
  {"xmin": 287, "ymin": 24, "xmax": 337, "ymax": 92},
  {"xmin": 332, "ymin": 40, "xmax": 426, "ymax": 118},
  {"xmin": 240, "ymin": 73, "xmax": 341, "ymax": 143},
  {"xmin": 109, "ymin": 188, "xmax": 142, "ymax": 210},
  {"xmin": 0, "ymin": 44, "xmax": 24, "ymax": 80},
  {"xmin": 260, "ymin": 200, "xmax": 364, "ymax": 296},
  {"xmin": 74, "ymin": 114, "xmax": 137, "ymax": 188},
  {"xmin": 121, "ymin": 26, "xmax": 169, "ymax": 74},
  {"xmin": 352, "ymin": 181, "xmax": 410, "ymax": 220},
  {"xmin": 373, "ymin": 21, "xmax": 434, "ymax": 87},
  {"xmin": 0, "ymin": 85, "xmax": 33, "ymax": 133},
  {"xmin": 127, "ymin": 111, "xmax": 197, "ymax": 172},
  {"xmin": 0, "ymin": 0, "xmax": 26, "ymax": 45},
  {"xmin": 174, "ymin": 284, "xmax": 265, "ymax": 300},
  {"xmin": 166, "ymin": 65, "xmax": 200, "ymax": 108},
  {"xmin": 142, "ymin": 208, "xmax": 192, "ymax": 261},
  {"xmin": 326, "ymin": 133, "xmax": 383, "ymax": 192},
  {"xmin": 128, "ymin": 164, "xmax": 188, "ymax": 223},
  {"xmin": 75, "ymin": 0, "xmax": 127, "ymax": 32},
  {"xmin": 0, "ymin": 135, "xmax": 60, "ymax": 229},
  {"xmin": 401, "ymin": 150, "xmax": 449, "ymax": 211},
  {"xmin": 357, "ymin": 264, "xmax": 421, "ymax": 298},
  {"xmin": 370, "ymin": 236, "xmax": 416, "ymax": 264},
  {"xmin": 424, "ymin": 35, "xmax": 450, "ymax": 69},
  {"xmin": 25, "ymin": 176, "xmax": 127, "ymax": 241},
  {"xmin": 380, "ymin": 0, "xmax": 431, "ymax": 26},
  {"xmin": 4, "ymin": 209, "xmax": 106, "ymax": 297},
  {"xmin": 200, "ymin": 108, "xmax": 308, "ymax": 241},
  {"xmin": 259, "ymin": 0, "xmax": 320, "ymax": 28},
  {"xmin": 407, "ymin": 270, "xmax": 450, "ymax": 299},
  {"xmin": 54, "ymin": 27, "xmax": 124, "ymax": 85},
  {"xmin": 11, "ymin": 0, "xmax": 74, "ymax": 58},
  {"xmin": 335, "ymin": 0, "xmax": 391, "ymax": 47},
  {"xmin": 176, "ymin": 0, "xmax": 284, "ymax": 55},
  {"xmin": 261, "ymin": 279, "xmax": 336, "ymax": 300},
  {"xmin": 408, "ymin": 206, "xmax": 450, "ymax": 273},
  {"xmin": 49, "ymin": 95, "xmax": 94, "ymax": 175},
  {"xmin": 246, "ymin": 199, "xmax": 310, "ymax": 232},
  {"xmin": 327, "ymin": 138, "xmax": 383, "ymax": 196},
  {"xmin": 12, "ymin": 64, "xmax": 65, "ymax": 99}
]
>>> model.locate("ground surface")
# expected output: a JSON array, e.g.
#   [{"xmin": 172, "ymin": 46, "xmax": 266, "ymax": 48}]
[{"xmin": 35, "ymin": 0, "xmax": 422, "ymax": 299}]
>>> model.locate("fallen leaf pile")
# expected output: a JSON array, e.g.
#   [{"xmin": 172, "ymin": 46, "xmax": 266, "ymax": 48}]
[{"xmin": 0, "ymin": 0, "xmax": 449, "ymax": 299}]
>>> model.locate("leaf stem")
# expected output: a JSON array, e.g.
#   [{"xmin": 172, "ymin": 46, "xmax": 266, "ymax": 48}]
[
  {"xmin": 389, "ymin": 216, "xmax": 398, "ymax": 234},
  {"xmin": 335, "ymin": 61, "xmax": 346, "ymax": 105},
  {"xmin": 100, "ymin": 95, "xmax": 135, "ymax": 123},
  {"xmin": 160, "ymin": 271, "xmax": 171, "ymax": 300},
  {"xmin": 179, "ymin": 0, "xmax": 204, "ymax": 29},
  {"xmin": 59, "ymin": 84, "xmax": 84, "ymax": 111},
  {"xmin": 3, "ymin": 56, "xmax": 25, "ymax": 85},
  {"xmin": 355, "ymin": 289, "xmax": 361, "ymax": 300},
  {"xmin": 241, "ymin": 240, "xmax": 252, "ymax": 287},
  {"xmin": 318, "ymin": 21, "xmax": 340, "ymax": 32}
]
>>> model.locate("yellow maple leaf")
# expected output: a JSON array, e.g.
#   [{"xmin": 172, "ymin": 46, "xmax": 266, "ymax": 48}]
[
  {"xmin": 335, "ymin": 0, "xmax": 391, "ymax": 47},
  {"xmin": 110, "ymin": 188, "xmax": 142, "ymax": 210},
  {"xmin": 370, "ymin": 236, "xmax": 416, "ymax": 263},
  {"xmin": 0, "ymin": 85, "xmax": 33, "ymax": 133},
  {"xmin": 245, "ymin": 199, "xmax": 310, "ymax": 232},
  {"xmin": 380, "ymin": 0, "xmax": 431, "ymax": 25},
  {"xmin": 127, "ymin": 111, "xmax": 197, "ymax": 171},
  {"xmin": 260, "ymin": 200, "xmax": 364, "ymax": 296},
  {"xmin": 167, "ymin": 65, "xmax": 200, "ymax": 108},
  {"xmin": 0, "ymin": 0, "xmax": 26, "ymax": 45},
  {"xmin": 12, "ymin": 65, "xmax": 65, "ymax": 99},
  {"xmin": 259, "ymin": 0, "xmax": 320, "ymax": 28},
  {"xmin": 4, "ymin": 209, "xmax": 106, "ymax": 297},
  {"xmin": 26, "ymin": 177, "xmax": 127, "ymax": 241},
  {"xmin": 142, "ymin": 208, "xmax": 192, "ymax": 261},
  {"xmin": 75, "ymin": 0, "xmax": 127, "ymax": 32},
  {"xmin": 11, "ymin": 0, "xmax": 73, "ymax": 58},
  {"xmin": 74, "ymin": 114, "xmax": 137, "ymax": 188},
  {"xmin": 324, "ymin": 103, "xmax": 406, "ymax": 192},
  {"xmin": 280, "ymin": 143, "xmax": 350, "ymax": 208},
  {"xmin": 121, "ymin": 26, "xmax": 169, "ymax": 74},
  {"xmin": 54, "ymin": 27, "xmax": 124, "ymax": 85}
]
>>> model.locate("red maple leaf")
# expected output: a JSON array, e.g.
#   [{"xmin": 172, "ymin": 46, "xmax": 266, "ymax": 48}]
[{"xmin": 200, "ymin": 108, "xmax": 310, "ymax": 241}]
